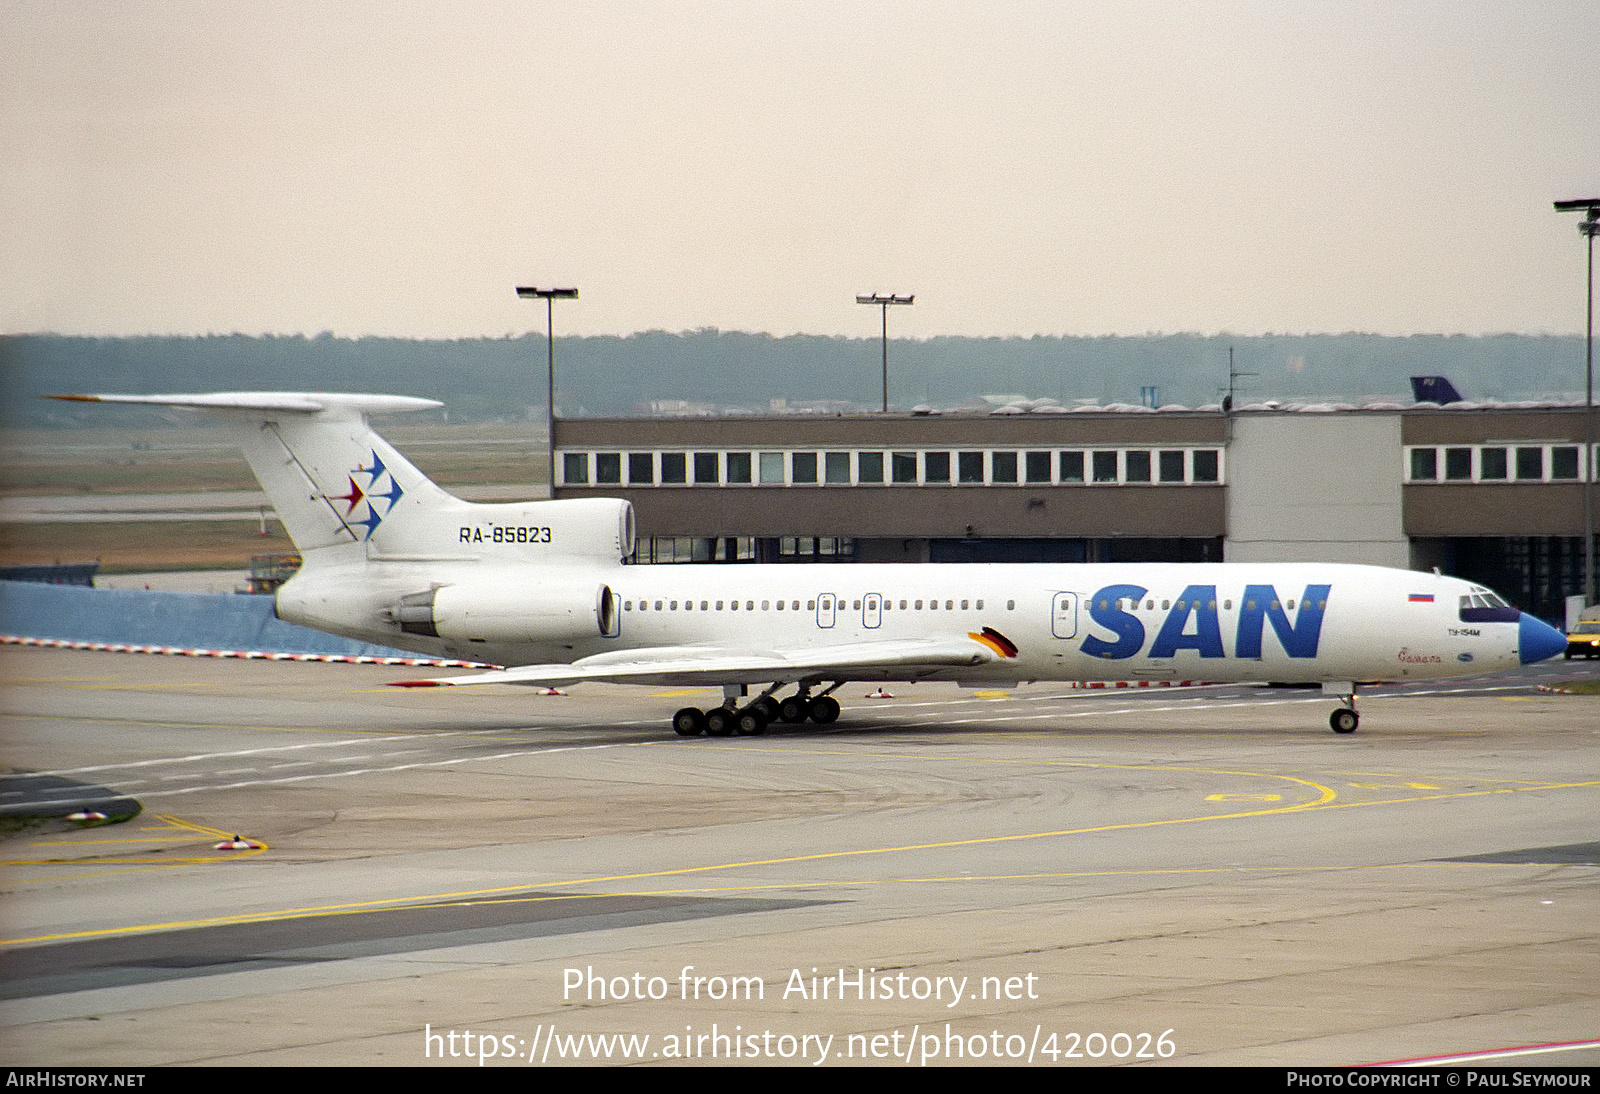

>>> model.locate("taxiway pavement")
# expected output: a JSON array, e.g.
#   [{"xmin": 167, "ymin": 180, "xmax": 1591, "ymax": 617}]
[{"xmin": 2, "ymin": 647, "xmax": 1596, "ymax": 1067}]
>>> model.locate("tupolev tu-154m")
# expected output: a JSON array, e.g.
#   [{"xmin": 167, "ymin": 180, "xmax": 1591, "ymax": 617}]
[{"xmin": 53, "ymin": 392, "xmax": 1569, "ymax": 737}]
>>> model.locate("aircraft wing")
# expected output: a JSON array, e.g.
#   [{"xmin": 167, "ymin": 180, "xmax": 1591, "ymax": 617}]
[{"xmin": 391, "ymin": 631, "xmax": 1014, "ymax": 690}]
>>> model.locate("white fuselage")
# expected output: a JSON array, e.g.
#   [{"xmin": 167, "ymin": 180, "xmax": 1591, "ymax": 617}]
[{"xmin": 279, "ymin": 558, "xmax": 1518, "ymax": 686}]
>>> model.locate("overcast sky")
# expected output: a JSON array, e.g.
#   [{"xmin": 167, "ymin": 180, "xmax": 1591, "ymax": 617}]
[{"xmin": 3, "ymin": 1, "xmax": 1597, "ymax": 340}]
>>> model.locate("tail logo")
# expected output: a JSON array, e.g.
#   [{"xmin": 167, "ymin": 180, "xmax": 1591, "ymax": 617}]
[{"xmin": 326, "ymin": 449, "xmax": 404, "ymax": 540}]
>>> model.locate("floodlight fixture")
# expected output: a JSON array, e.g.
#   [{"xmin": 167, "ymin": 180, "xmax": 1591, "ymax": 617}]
[
  {"xmin": 856, "ymin": 293, "xmax": 915, "ymax": 412},
  {"xmin": 1553, "ymin": 199, "xmax": 1600, "ymax": 216},
  {"xmin": 515, "ymin": 286, "xmax": 580, "ymax": 493},
  {"xmin": 1555, "ymin": 199, "xmax": 1600, "ymax": 605}
]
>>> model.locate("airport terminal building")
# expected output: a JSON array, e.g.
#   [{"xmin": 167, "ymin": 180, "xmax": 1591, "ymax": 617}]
[{"xmin": 552, "ymin": 403, "xmax": 1594, "ymax": 621}]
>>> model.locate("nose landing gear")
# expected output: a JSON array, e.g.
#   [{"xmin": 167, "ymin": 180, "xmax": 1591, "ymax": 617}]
[
  {"xmin": 1329, "ymin": 707, "xmax": 1359, "ymax": 734},
  {"xmin": 1323, "ymin": 682, "xmax": 1359, "ymax": 734}
]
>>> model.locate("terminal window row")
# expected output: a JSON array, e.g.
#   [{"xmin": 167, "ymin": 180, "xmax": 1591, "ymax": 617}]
[
  {"xmin": 1404, "ymin": 443, "xmax": 1592, "ymax": 484},
  {"xmin": 559, "ymin": 447, "xmax": 1224, "ymax": 488},
  {"xmin": 634, "ymin": 536, "xmax": 855, "ymax": 564}
]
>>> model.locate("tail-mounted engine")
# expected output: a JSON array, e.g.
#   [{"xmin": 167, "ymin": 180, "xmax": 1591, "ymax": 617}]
[{"xmin": 393, "ymin": 579, "xmax": 620, "ymax": 644}]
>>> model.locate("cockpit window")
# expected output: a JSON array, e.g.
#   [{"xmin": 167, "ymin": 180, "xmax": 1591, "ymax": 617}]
[{"xmin": 1459, "ymin": 593, "xmax": 1519, "ymax": 623}]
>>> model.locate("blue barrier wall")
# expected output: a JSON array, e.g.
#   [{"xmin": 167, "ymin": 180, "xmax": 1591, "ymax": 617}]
[{"xmin": 0, "ymin": 580, "xmax": 417, "ymax": 658}]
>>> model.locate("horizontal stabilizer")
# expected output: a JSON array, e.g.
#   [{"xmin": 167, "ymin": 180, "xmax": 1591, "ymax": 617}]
[
  {"xmin": 49, "ymin": 391, "xmax": 448, "ymax": 553},
  {"xmin": 48, "ymin": 392, "xmax": 442, "ymax": 417}
]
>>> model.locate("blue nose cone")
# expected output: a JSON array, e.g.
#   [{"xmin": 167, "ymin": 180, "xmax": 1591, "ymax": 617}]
[{"xmin": 1518, "ymin": 612, "xmax": 1567, "ymax": 665}]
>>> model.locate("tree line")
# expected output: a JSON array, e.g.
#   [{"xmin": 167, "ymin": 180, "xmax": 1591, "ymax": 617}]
[{"xmin": 1, "ymin": 330, "xmax": 1582, "ymax": 428}]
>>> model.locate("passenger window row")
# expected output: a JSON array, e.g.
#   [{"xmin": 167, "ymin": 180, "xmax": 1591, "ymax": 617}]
[
  {"xmin": 620, "ymin": 597, "xmax": 1016, "ymax": 612},
  {"xmin": 1109, "ymin": 597, "xmax": 1329, "ymax": 611}
]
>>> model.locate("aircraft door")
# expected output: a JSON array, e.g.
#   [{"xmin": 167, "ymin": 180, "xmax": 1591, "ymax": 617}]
[
  {"xmin": 862, "ymin": 592, "xmax": 883, "ymax": 629},
  {"xmin": 1051, "ymin": 592, "xmax": 1078, "ymax": 639},
  {"xmin": 816, "ymin": 593, "xmax": 837, "ymax": 629}
]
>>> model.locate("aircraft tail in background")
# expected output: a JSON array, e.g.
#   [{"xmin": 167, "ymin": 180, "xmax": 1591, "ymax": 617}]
[{"xmin": 1409, "ymin": 376, "xmax": 1464, "ymax": 405}]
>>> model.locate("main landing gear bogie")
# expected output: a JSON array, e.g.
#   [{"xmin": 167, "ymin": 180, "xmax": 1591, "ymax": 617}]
[
  {"xmin": 677, "ymin": 704, "xmax": 766, "ymax": 737},
  {"xmin": 671, "ymin": 689, "xmax": 842, "ymax": 737}
]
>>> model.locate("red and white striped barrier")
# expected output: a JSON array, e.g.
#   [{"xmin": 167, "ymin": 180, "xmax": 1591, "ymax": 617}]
[{"xmin": 1535, "ymin": 683, "xmax": 1590, "ymax": 695}]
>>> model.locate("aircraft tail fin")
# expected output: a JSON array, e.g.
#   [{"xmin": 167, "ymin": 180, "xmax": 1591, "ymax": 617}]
[
  {"xmin": 48, "ymin": 392, "xmax": 451, "ymax": 555},
  {"xmin": 48, "ymin": 392, "xmax": 635, "ymax": 565}
]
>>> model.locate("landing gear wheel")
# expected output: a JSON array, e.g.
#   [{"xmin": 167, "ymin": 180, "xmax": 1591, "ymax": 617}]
[
  {"xmin": 671, "ymin": 707, "xmax": 706, "ymax": 736},
  {"xmin": 705, "ymin": 708, "xmax": 735, "ymax": 736},
  {"xmin": 809, "ymin": 695, "xmax": 841, "ymax": 724},
  {"xmin": 1330, "ymin": 708, "xmax": 1359, "ymax": 734},
  {"xmin": 778, "ymin": 697, "xmax": 811, "ymax": 724},
  {"xmin": 734, "ymin": 708, "xmax": 768, "ymax": 736},
  {"xmin": 754, "ymin": 697, "xmax": 781, "ymax": 723}
]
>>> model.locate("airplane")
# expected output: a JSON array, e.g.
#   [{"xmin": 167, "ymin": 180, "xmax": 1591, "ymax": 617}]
[{"xmin": 52, "ymin": 391, "xmax": 1570, "ymax": 737}]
